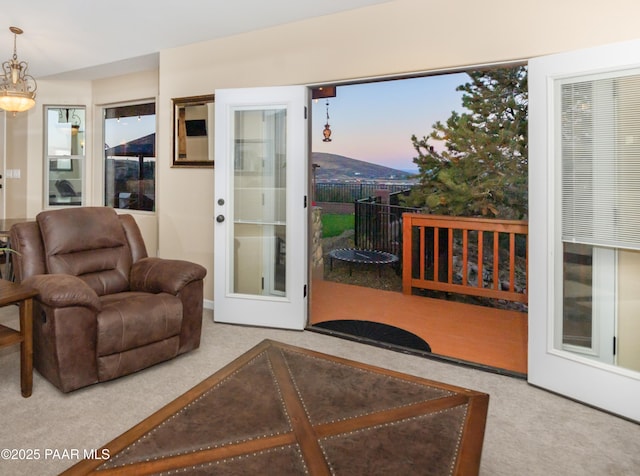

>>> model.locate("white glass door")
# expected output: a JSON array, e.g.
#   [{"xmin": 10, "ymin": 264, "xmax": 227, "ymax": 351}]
[
  {"xmin": 214, "ymin": 86, "xmax": 308, "ymax": 330},
  {"xmin": 529, "ymin": 39, "xmax": 640, "ymax": 422}
]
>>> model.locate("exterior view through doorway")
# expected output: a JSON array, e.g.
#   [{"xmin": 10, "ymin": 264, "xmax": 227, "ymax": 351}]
[{"xmin": 307, "ymin": 68, "xmax": 529, "ymax": 376}]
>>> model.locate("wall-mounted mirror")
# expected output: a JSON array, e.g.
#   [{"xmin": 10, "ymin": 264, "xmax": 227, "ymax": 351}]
[{"xmin": 172, "ymin": 94, "xmax": 215, "ymax": 167}]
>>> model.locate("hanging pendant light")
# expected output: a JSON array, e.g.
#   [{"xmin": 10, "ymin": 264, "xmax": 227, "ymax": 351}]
[
  {"xmin": 0, "ymin": 27, "xmax": 37, "ymax": 114},
  {"xmin": 322, "ymin": 100, "xmax": 332, "ymax": 142}
]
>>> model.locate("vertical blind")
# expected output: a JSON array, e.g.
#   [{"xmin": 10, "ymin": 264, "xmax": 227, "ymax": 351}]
[{"xmin": 561, "ymin": 71, "xmax": 640, "ymax": 250}]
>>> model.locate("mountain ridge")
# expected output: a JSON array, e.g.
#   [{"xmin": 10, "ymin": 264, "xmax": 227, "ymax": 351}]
[{"xmin": 311, "ymin": 152, "xmax": 414, "ymax": 181}]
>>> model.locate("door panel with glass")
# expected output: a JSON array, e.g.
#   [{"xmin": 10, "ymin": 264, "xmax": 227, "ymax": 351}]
[
  {"xmin": 214, "ymin": 86, "xmax": 308, "ymax": 330},
  {"xmin": 529, "ymin": 39, "xmax": 640, "ymax": 422}
]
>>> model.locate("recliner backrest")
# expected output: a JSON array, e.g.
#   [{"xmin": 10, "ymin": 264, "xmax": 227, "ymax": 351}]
[
  {"xmin": 10, "ymin": 208, "xmax": 149, "ymax": 294},
  {"xmin": 37, "ymin": 207, "xmax": 133, "ymax": 296}
]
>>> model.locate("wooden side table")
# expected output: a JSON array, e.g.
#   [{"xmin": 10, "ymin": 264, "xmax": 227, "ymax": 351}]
[{"xmin": 0, "ymin": 279, "xmax": 38, "ymax": 397}]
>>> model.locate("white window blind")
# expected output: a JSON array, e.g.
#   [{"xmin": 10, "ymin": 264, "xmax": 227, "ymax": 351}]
[{"xmin": 561, "ymin": 71, "xmax": 640, "ymax": 250}]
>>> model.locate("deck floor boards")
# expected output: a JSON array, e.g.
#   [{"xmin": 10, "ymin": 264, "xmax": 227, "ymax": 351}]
[{"xmin": 310, "ymin": 279, "xmax": 527, "ymax": 375}]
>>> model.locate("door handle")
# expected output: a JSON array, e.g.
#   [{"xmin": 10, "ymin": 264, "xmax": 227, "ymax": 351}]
[{"xmin": 216, "ymin": 215, "xmax": 225, "ymax": 223}]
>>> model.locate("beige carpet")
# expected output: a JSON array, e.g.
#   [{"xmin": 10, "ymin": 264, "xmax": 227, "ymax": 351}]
[{"xmin": 0, "ymin": 307, "xmax": 639, "ymax": 475}]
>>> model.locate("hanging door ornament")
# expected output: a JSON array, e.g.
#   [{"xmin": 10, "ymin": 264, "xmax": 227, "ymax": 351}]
[{"xmin": 322, "ymin": 100, "xmax": 332, "ymax": 142}]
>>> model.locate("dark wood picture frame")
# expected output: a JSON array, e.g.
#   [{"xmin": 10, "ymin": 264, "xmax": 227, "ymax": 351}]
[{"xmin": 172, "ymin": 94, "xmax": 215, "ymax": 167}]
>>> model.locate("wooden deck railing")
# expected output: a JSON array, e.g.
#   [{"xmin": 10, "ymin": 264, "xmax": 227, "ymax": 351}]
[{"xmin": 402, "ymin": 214, "xmax": 528, "ymax": 303}]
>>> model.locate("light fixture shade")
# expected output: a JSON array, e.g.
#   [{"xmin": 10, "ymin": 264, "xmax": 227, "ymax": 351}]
[
  {"xmin": 0, "ymin": 91, "xmax": 36, "ymax": 112},
  {"xmin": 0, "ymin": 26, "xmax": 37, "ymax": 113}
]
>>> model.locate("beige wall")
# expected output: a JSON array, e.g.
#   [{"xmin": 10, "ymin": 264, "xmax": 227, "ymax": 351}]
[
  {"xmin": 6, "ymin": 0, "xmax": 640, "ymax": 302},
  {"xmin": 4, "ymin": 113, "xmax": 29, "ymax": 218}
]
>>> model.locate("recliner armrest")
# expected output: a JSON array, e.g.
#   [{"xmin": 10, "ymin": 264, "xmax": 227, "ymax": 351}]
[
  {"xmin": 22, "ymin": 274, "xmax": 102, "ymax": 312},
  {"xmin": 130, "ymin": 257, "xmax": 207, "ymax": 295}
]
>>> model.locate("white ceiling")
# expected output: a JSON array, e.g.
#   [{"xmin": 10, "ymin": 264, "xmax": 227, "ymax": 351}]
[{"xmin": 2, "ymin": 0, "xmax": 388, "ymax": 80}]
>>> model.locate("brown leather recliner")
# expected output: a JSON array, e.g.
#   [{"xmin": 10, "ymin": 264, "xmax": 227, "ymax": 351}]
[{"xmin": 9, "ymin": 207, "xmax": 207, "ymax": 393}]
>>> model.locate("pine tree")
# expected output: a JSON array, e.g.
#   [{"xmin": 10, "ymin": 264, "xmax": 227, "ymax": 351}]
[{"xmin": 405, "ymin": 66, "xmax": 528, "ymax": 219}]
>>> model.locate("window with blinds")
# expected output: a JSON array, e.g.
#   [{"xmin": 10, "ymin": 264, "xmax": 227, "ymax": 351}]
[{"xmin": 560, "ymin": 70, "xmax": 640, "ymax": 250}]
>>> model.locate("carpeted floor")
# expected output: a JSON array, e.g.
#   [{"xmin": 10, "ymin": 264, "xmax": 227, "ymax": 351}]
[{"xmin": 0, "ymin": 307, "xmax": 639, "ymax": 475}]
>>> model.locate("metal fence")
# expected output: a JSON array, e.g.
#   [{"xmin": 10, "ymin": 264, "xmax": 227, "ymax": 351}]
[
  {"xmin": 354, "ymin": 191, "xmax": 420, "ymax": 260},
  {"xmin": 315, "ymin": 182, "xmax": 415, "ymax": 203}
]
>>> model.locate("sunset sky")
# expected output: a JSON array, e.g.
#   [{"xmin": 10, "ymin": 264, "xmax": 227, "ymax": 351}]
[{"xmin": 311, "ymin": 72, "xmax": 469, "ymax": 172}]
